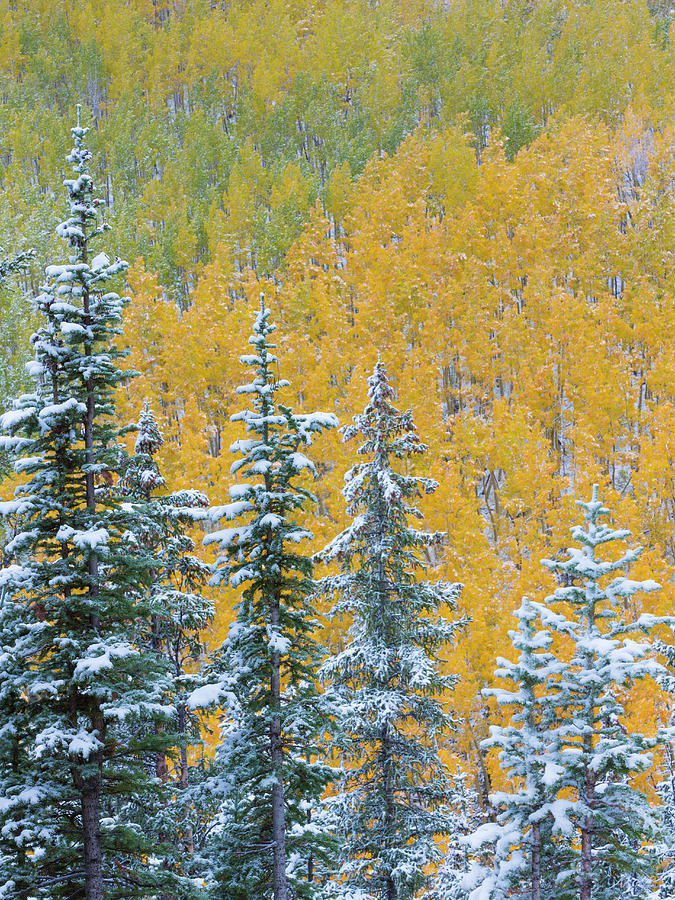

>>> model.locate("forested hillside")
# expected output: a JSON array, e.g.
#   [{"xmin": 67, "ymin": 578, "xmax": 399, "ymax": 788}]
[{"xmin": 1, "ymin": 1, "xmax": 675, "ymax": 898}]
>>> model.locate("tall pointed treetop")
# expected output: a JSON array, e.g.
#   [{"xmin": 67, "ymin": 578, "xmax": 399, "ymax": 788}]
[
  {"xmin": 195, "ymin": 295, "xmax": 337, "ymax": 900},
  {"xmin": 319, "ymin": 362, "xmax": 465, "ymax": 900},
  {"xmin": 0, "ymin": 115, "xmax": 188, "ymax": 900}
]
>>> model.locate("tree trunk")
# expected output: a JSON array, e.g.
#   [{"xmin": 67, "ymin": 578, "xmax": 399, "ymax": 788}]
[
  {"xmin": 81, "ymin": 277, "xmax": 104, "ymax": 899},
  {"xmin": 81, "ymin": 779, "xmax": 104, "ymax": 900},
  {"xmin": 382, "ymin": 722, "xmax": 397, "ymax": 900},
  {"xmin": 580, "ymin": 702, "xmax": 595, "ymax": 900},
  {"xmin": 531, "ymin": 820, "xmax": 541, "ymax": 900},
  {"xmin": 270, "ymin": 594, "xmax": 287, "ymax": 900},
  {"xmin": 177, "ymin": 700, "xmax": 194, "ymax": 854},
  {"xmin": 580, "ymin": 819, "xmax": 592, "ymax": 900}
]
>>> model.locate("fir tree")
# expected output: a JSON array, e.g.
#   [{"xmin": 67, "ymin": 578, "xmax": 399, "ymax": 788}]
[
  {"xmin": 0, "ymin": 249, "xmax": 33, "ymax": 285},
  {"xmin": 467, "ymin": 488, "xmax": 666, "ymax": 900},
  {"xmin": 116, "ymin": 403, "xmax": 214, "ymax": 882},
  {"xmin": 463, "ymin": 596, "xmax": 569, "ymax": 900},
  {"xmin": 193, "ymin": 297, "xmax": 337, "ymax": 900},
  {"xmin": 0, "ymin": 114, "xmax": 188, "ymax": 900},
  {"xmin": 652, "ymin": 641, "xmax": 675, "ymax": 897},
  {"xmin": 318, "ymin": 362, "xmax": 465, "ymax": 900},
  {"xmin": 540, "ymin": 488, "xmax": 664, "ymax": 900}
]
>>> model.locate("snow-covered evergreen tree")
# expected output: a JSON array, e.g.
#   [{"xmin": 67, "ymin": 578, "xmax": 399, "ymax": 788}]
[
  {"xmin": 538, "ymin": 487, "xmax": 664, "ymax": 900},
  {"xmin": 463, "ymin": 596, "xmax": 569, "ymax": 900},
  {"xmin": 116, "ymin": 403, "xmax": 214, "ymax": 881},
  {"xmin": 193, "ymin": 297, "xmax": 337, "ymax": 900},
  {"xmin": 318, "ymin": 362, "xmax": 465, "ymax": 900},
  {"xmin": 423, "ymin": 768, "xmax": 484, "ymax": 900},
  {"xmin": 0, "ymin": 248, "xmax": 32, "ymax": 284},
  {"xmin": 466, "ymin": 488, "xmax": 665, "ymax": 900},
  {"xmin": 652, "ymin": 640, "xmax": 675, "ymax": 897},
  {"xmin": 0, "ymin": 114, "xmax": 190, "ymax": 900},
  {"xmin": 653, "ymin": 742, "xmax": 675, "ymax": 898}
]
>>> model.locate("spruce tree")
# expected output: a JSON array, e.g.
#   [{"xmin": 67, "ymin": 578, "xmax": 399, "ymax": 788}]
[
  {"xmin": 466, "ymin": 488, "xmax": 666, "ymax": 900},
  {"xmin": 540, "ymin": 488, "xmax": 664, "ymax": 900},
  {"xmin": 0, "ymin": 114, "xmax": 188, "ymax": 900},
  {"xmin": 0, "ymin": 249, "xmax": 33, "ymax": 284},
  {"xmin": 463, "ymin": 596, "xmax": 569, "ymax": 900},
  {"xmin": 318, "ymin": 362, "xmax": 465, "ymax": 900},
  {"xmin": 116, "ymin": 403, "xmax": 214, "ymax": 880},
  {"xmin": 194, "ymin": 298, "xmax": 337, "ymax": 900},
  {"xmin": 652, "ymin": 641, "xmax": 675, "ymax": 897}
]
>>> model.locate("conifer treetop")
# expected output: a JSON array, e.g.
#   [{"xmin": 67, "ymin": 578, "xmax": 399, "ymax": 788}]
[
  {"xmin": 318, "ymin": 362, "xmax": 464, "ymax": 900},
  {"xmin": 203, "ymin": 295, "xmax": 337, "ymax": 568},
  {"xmin": 542, "ymin": 485, "xmax": 661, "ymax": 602},
  {"xmin": 320, "ymin": 362, "xmax": 455, "ymax": 597},
  {"xmin": 342, "ymin": 360, "xmax": 438, "ymax": 497},
  {"xmin": 52, "ymin": 111, "xmax": 126, "ymax": 282},
  {"xmin": 134, "ymin": 401, "xmax": 164, "ymax": 457}
]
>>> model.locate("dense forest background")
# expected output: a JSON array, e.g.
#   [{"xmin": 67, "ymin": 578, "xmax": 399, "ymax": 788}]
[{"xmin": 1, "ymin": 0, "xmax": 675, "ymax": 808}]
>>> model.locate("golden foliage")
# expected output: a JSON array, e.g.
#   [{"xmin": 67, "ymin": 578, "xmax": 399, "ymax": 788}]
[{"xmin": 115, "ymin": 111, "xmax": 675, "ymax": 784}]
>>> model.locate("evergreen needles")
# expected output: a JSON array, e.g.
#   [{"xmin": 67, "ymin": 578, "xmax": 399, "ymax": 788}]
[
  {"xmin": 318, "ymin": 362, "xmax": 465, "ymax": 900},
  {"xmin": 0, "ymin": 115, "xmax": 194, "ymax": 899},
  {"xmin": 194, "ymin": 298, "xmax": 337, "ymax": 900}
]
